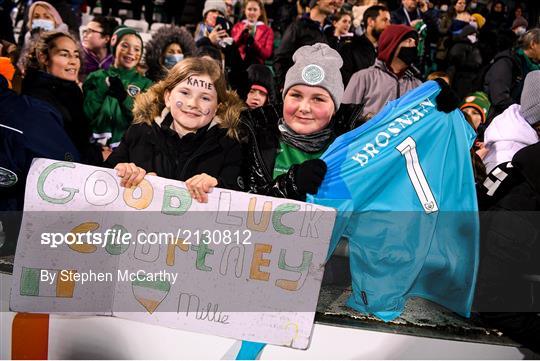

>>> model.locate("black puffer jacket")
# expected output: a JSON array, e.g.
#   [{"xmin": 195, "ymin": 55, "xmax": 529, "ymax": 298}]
[
  {"xmin": 105, "ymin": 113, "xmax": 243, "ymax": 190},
  {"xmin": 21, "ymin": 69, "xmax": 103, "ymax": 165},
  {"xmin": 483, "ymin": 49, "xmax": 528, "ymax": 117},
  {"xmin": 446, "ymin": 28, "xmax": 483, "ymax": 99},
  {"xmin": 338, "ymin": 34, "xmax": 376, "ymax": 88},
  {"xmin": 475, "ymin": 141, "xmax": 540, "ymax": 353},
  {"xmin": 239, "ymin": 103, "xmax": 365, "ymax": 201}
]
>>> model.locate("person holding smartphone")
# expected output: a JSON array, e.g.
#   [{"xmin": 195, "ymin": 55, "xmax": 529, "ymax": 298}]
[{"xmin": 195, "ymin": 0, "xmax": 233, "ymax": 48}]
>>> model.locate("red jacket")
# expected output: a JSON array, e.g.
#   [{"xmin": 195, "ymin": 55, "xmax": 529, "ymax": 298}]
[{"xmin": 231, "ymin": 20, "xmax": 274, "ymax": 64}]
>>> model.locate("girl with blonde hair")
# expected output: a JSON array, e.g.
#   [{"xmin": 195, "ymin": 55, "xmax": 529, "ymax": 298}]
[{"xmin": 105, "ymin": 57, "xmax": 245, "ymax": 203}]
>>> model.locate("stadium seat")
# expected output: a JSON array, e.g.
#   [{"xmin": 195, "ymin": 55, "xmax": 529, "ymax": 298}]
[
  {"xmin": 124, "ymin": 19, "xmax": 149, "ymax": 33},
  {"xmin": 149, "ymin": 22, "xmax": 168, "ymax": 34},
  {"xmin": 139, "ymin": 32, "xmax": 152, "ymax": 44}
]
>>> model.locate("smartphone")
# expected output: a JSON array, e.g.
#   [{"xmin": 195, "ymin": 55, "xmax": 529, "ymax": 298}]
[{"xmin": 215, "ymin": 16, "xmax": 230, "ymax": 32}]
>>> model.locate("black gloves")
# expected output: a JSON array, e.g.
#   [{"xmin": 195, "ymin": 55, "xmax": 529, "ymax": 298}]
[
  {"xmin": 107, "ymin": 76, "xmax": 127, "ymax": 102},
  {"xmin": 294, "ymin": 159, "xmax": 327, "ymax": 195},
  {"xmin": 434, "ymin": 78, "xmax": 460, "ymax": 113}
]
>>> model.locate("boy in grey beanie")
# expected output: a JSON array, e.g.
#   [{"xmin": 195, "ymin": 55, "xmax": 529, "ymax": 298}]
[
  {"xmin": 282, "ymin": 43, "xmax": 344, "ymax": 111},
  {"xmin": 520, "ymin": 70, "xmax": 540, "ymax": 128}
]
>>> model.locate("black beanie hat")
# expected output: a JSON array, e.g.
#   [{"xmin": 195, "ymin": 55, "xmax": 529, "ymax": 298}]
[{"xmin": 247, "ymin": 64, "xmax": 276, "ymax": 104}]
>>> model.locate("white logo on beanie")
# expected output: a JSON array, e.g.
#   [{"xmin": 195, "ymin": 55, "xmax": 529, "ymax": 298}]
[{"xmin": 302, "ymin": 64, "xmax": 325, "ymax": 85}]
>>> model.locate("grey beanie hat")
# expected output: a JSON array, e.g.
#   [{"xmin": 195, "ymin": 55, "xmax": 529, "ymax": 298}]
[
  {"xmin": 520, "ymin": 70, "xmax": 540, "ymax": 126},
  {"xmin": 283, "ymin": 43, "xmax": 344, "ymax": 110},
  {"xmin": 202, "ymin": 0, "xmax": 227, "ymax": 17}
]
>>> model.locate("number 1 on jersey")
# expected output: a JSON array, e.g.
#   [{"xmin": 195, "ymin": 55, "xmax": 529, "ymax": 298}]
[{"xmin": 396, "ymin": 137, "xmax": 439, "ymax": 214}]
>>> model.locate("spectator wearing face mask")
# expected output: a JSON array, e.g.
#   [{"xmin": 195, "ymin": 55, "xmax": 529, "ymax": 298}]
[
  {"xmin": 342, "ymin": 24, "xmax": 423, "ymax": 119},
  {"xmin": 23, "ymin": 2, "xmax": 68, "ymax": 47},
  {"xmin": 511, "ymin": 16, "xmax": 528, "ymax": 37},
  {"xmin": 446, "ymin": 25, "xmax": 483, "ymax": 99},
  {"xmin": 470, "ymin": 13, "xmax": 485, "ymax": 30},
  {"xmin": 144, "ymin": 25, "xmax": 196, "ymax": 82},
  {"xmin": 17, "ymin": 1, "xmax": 68, "ymax": 74}
]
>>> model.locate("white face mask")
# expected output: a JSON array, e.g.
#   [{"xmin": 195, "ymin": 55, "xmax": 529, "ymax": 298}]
[
  {"xmin": 515, "ymin": 26, "xmax": 527, "ymax": 36},
  {"xmin": 440, "ymin": 4, "xmax": 448, "ymax": 12},
  {"xmin": 32, "ymin": 19, "xmax": 55, "ymax": 31},
  {"xmin": 467, "ymin": 34, "xmax": 478, "ymax": 43}
]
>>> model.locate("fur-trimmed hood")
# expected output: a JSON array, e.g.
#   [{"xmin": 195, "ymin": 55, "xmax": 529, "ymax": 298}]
[
  {"xmin": 134, "ymin": 89, "xmax": 245, "ymax": 140},
  {"xmin": 145, "ymin": 26, "xmax": 196, "ymax": 82}
]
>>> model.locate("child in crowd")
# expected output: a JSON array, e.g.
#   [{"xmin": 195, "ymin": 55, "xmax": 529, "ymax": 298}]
[
  {"xmin": 460, "ymin": 91, "xmax": 490, "ymax": 130},
  {"xmin": 244, "ymin": 63, "xmax": 275, "ymax": 109},
  {"xmin": 105, "ymin": 57, "xmax": 245, "ymax": 203},
  {"xmin": 83, "ymin": 26, "xmax": 153, "ymax": 148},
  {"xmin": 240, "ymin": 43, "xmax": 362, "ymax": 200},
  {"xmin": 24, "ymin": 1, "xmax": 68, "ymax": 45}
]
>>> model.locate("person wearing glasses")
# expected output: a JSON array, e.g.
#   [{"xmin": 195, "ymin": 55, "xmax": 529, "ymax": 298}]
[
  {"xmin": 83, "ymin": 26, "xmax": 153, "ymax": 149},
  {"xmin": 80, "ymin": 16, "xmax": 119, "ymax": 79}
]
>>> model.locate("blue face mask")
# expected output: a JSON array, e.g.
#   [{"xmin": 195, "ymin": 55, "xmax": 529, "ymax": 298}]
[
  {"xmin": 32, "ymin": 19, "xmax": 55, "ymax": 31},
  {"xmin": 163, "ymin": 54, "xmax": 184, "ymax": 69}
]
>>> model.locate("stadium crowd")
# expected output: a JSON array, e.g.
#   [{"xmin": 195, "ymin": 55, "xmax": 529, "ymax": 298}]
[{"xmin": 0, "ymin": 0, "xmax": 539, "ymax": 353}]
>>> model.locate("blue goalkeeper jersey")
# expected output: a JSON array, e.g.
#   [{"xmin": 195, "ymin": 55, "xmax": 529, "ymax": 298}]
[{"xmin": 309, "ymin": 81, "xmax": 479, "ymax": 321}]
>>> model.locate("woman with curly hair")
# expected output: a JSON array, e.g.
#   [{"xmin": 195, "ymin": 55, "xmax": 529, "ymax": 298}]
[
  {"xmin": 105, "ymin": 57, "xmax": 245, "ymax": 203},
  {"xmin": 144, "ymin": 25, "xmax": 197, "ymax": 82},
  {"xmin": 21, "ymin": 30, "xmax": 106, "ymax": 165}
]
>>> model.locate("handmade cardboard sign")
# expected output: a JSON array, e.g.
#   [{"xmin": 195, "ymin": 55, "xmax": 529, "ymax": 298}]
[{"xmin": 10, "ymin": 159, "xmax": 335, "ymax": 349}]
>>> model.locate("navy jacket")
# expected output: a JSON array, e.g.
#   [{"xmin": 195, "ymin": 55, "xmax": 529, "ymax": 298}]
[{"xmin": 0, "ymin": 75, "xmax": 80, "ymax": 212}]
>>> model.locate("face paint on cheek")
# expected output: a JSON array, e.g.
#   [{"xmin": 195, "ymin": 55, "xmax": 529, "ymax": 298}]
[{"xmin": 175, "ymin": 100, "xmax": 211, "ymax": 116}]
